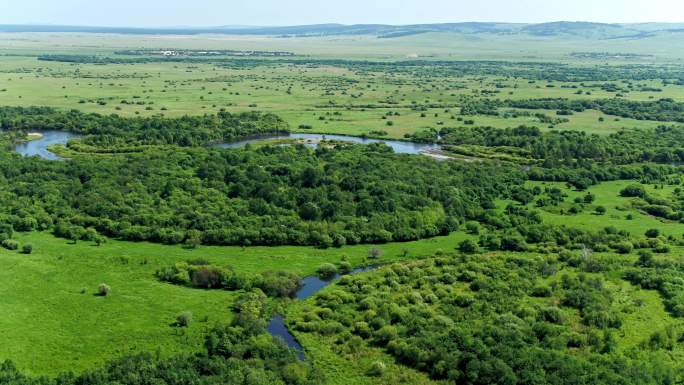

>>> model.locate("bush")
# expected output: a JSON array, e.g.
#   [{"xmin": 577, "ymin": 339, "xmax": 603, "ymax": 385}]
[
  {"xmin": 465, "ymin": 222, "xmax": 480, "ymax": 235},
  {"xmin": 620, "ymin": 184, "xmax": 646, "ymax": 198},
  {"xmin": 612, "ymin": 242, "xmax": 633, "ymax": 254},
  {"xmin": 458, "ymin": 239, "xmax": 478, "ymax": 253},
  {"xmin": 21, "ymin": 244, "xmax": 32, "ymax": 254},
  {"xmin": 98, "ymin": 283, "xmax": 111, "ymax": 297},
  {"xmin": 368, "ymin": 248, "xmax": 383, "ymax": 259},
  {"xmin": 190, "ymin": 267, "xmax": 224, "ymax": 288},
  {"xmin": 645, "ymin": 229, "xmax": 660, "ymax": 238},
  {"xmin": 595, "ymin": 206, "xmax": 607, "ymax": 215},
  {"xmin": 317, "ymin": 263, "xmax": 338, "ymax": 280},
  {"xmin": 176, "ymin": 311, "xmax": 193, "ymax": 327},
  {"xmin": 1, "ymin": 239, "xmax": 19, "ymax": 250},
  {"xmin": 338, "ymin": 261, "xmax": 353, "ymax": 275},
  {"xmin": 367, "ymin": 361, "xmax": 386, "ymax": 377}
]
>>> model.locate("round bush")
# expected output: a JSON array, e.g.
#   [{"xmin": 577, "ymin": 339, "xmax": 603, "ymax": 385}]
[
  {"xmin": 176, "ymin": 311, "xmax": 193, "ymax": 327},
  {"xmin": 98, "ymin": 283, "xmax": 111, "ymax": 297},
  {"xmin": 317, "ymin": 263, "xmax": 338, "ymax": 280}
]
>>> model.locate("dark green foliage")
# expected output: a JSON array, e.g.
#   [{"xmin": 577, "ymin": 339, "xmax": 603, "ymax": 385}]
[
  {"xmin": 0, "ymin": 106, "xmax": 288, "ymax": 147},
  {"xmin": 292, "ymin": 255, "xmax": 676, "ymax": 384},
  {"xmin": 0, "ymin": 132, "xmax": 522, "ymax": 247},
  {"xmin": 1, "ymin": 240, "xmax": 18, "ymax": 251}
]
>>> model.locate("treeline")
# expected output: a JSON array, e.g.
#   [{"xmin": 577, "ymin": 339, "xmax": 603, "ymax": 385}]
[
  {"xmin": 507, "ymin": 97, "xmax": 684, "ymax": 123},
  {"xmin": 0, "ymin": 290, "xmax": 322, "ymax": 385},
  {"xmin": 290, "ymin": 255, "xmax": 682, "ymax": 384},
  {"xmin": 0, "ymin": 143, "xmax": 522, "ymax": 247},
  {"xmin": 0, "ymin": 106, "xmax": 288, "ymax": 147},
  {"xmin": 34, "ymin": 55, "xmax": 684, "ymax": 82},
  {"xmin": 412, "ymin": 124, "xmax": 684, "ymax": 166}
]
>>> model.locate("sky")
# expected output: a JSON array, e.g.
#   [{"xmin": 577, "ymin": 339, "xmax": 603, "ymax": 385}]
[{"xmin": 2, "ymin": 0, "xmax": 683, "ymax": 27}]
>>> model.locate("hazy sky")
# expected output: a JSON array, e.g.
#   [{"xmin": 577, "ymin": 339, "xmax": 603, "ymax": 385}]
[{"xmin": 2, "ymin": 0, "xmax": 684, "ymax": 27}]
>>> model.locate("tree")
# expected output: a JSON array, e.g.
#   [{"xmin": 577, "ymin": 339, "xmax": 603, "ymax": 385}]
[{"xmin": 595, "ymin": 206, "xmax": 607, "ymax": 215}]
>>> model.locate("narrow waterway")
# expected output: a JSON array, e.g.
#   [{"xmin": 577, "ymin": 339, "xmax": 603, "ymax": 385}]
[{"xmin": 268, "ymin": 266, "xmax": 376, "ymax": 359}]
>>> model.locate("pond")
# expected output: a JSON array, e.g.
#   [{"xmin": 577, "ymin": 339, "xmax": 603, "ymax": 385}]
[
  {"xmin": 214, "ymin": 133, "xmax": 441, "ymax": 155},
  {"xmin": 14, "ymin": 131, "xmax": 79, "ymax": 160},
  {"xmin": 268, "ymin": 266, "xmax": 376, "ymax": 359}
]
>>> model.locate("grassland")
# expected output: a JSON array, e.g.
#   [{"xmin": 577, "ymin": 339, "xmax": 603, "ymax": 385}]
[
  {"xmin": 527, "ymin": 179, "xmax": 684, "ymax": 238},
  {"xmin": 0, "ymin": 55, "xmax": 682, "ymax": 140},
  {"xmin": 0, "ymin": 230, "xmax": 471, "ymax": 375},
  {"xmin": 2, "ymin": 31, "xmax": 684, "ymax": 382}
]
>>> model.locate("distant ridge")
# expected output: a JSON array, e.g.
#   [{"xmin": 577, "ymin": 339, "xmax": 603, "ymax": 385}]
[{"xmin": 2, "ymin": 22, "xmax": 684, "ymax": 39}]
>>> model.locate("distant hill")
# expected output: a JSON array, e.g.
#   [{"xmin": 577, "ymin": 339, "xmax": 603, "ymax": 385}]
[{"xmin": 2, "ymin": 22, "xmax": 684, "ymax": 39}]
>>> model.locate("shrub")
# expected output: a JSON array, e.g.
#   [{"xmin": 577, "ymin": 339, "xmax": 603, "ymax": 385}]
[
  {"xmin": 612, "ymin": 242, "xmax": 633, "ymax": 254},
  {"xmin": 458, "ymin": 239, "xmax": 478, "ymax": 253},
  {"xmin": 1, "ymin": 239, "xmax": 19, "ymax": 250},
  {"xmin": 190, "ymin": 267, "xmax": 224, "ymax": 288},
  {"xmin": 176, "ymin": 311, "xmax": 192, "ymax": 327},
  {"xmin": 317, "ymin": 263, "xmax": 338, "ymax": 280},
  {"xmin": 645, "ymin": 229, "xmax": 660, "ymax": 238},
  {"xmin": 21, "ymin": 244, "xmax": 32, "ymax": 254},
  {"xmin": 98, "ymin": 283, "xmax": 111, "ymax": 297},
  {"xmin": 367, "ymin": 361, "xmax": 386, "ymax": 377},
  {"xmin": 620, "ymin": 184, "xmax": 646, "ymax": 198},
  {"xmin": 465, "ymin": 222, "xmax": 480, "ymax": 235},
  {"xmin": 338, "ymin": 261, "xmax": 353, "ymax": 275},
  {"xmin": 368, "ymin": 248, "xmax": 383, "ymax": 259},
  {"xmin": 595, "ymin": 206, "xmax": 607, "ymax": 215}
]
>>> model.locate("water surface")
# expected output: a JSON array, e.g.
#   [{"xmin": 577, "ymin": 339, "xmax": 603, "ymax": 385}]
[
  {"xmin": 14, "ymin": 131, "xmax": 78, "ymax": 160},
  {"xmin": 214, "ymin": 133, "xmax": 440, "ymax": 155},
  {"xmin": 268, "ymin": 266, "xmax": 376, "ymax": 359}
]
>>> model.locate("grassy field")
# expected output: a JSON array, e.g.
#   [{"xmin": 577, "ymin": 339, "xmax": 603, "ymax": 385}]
[
  {"xmin": 0, "ymin": 230, "xmax": 471, "ymax": 375},
  {"xmin": 2, "ymin": 31, "xmax": 684, "ymax": 381},
  {"xmin": 527, "ymin": 179, "xmax": 684, "ymax": 238},
  {"xmin": 0, "ymin": 55, "xmax": 682, "ymax": 140},
  {"xmin": 2, "ymin": 31, "xmax": 684, "ymax": 61}
]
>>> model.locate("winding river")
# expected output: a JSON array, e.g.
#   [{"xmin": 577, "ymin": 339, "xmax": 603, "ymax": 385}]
[
  {"xmin": 268, "ymin": 267, "xmax": 376, "ymax": 360},
  {"xmin": 14, "ymin": 132, "xmax": 388, "ymax": 358},
  {"xmin": 213, "ymin": 133, "xmax": 442, "ymax": 155},
  {"xmin": 15, "ymin": 131, "xmax": 443, "ymax": 160},
  {"xmin": 14, "ymin": 131, "xmax": 79, "ymax": 160}
]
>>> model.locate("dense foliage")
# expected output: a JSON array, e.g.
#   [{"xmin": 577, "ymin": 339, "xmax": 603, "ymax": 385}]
[
  {"xmin": 290, "ymin": 255, "xmax": 682, "ymax": 384},
  {"xmin": 0, "ymin": 106, "xmax": 288, "ymax": 147},
  {"xmin": 0, "ymin": 138, "xmax": 522, "ymax": 246}
]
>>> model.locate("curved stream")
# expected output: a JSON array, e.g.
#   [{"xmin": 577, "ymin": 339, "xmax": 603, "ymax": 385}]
[
  {"xmin": 14, "ymin": 131, "xmax": 79, "ymax": 160},
  {"xmin": 15, "ymin": 131, "xmax": 442, "ymax": 160},
  {"xmin": 213, "ymin": 133, "xmax": 441, "ymax": 155},
  {"xmin": 269, "ymin": 267, "xmax": 376, "ymax": 360}
]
